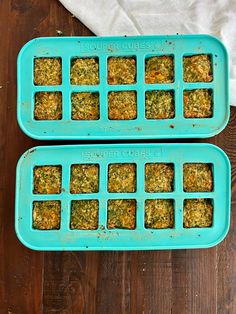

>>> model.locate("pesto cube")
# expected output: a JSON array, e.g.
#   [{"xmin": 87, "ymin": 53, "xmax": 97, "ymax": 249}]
[
  {"xmin": 108, "ymin": 57, "xmax": 136, "ymax": 85},
  {"xmin": 184, "ymin": 89, "xmax": 212, "ymax": 118},
  {"xmin": 70, "ymin": 58, "xmax": 99, "ymax": 85},
  {"xmin": 145, "ymin": 90, "xmax": 175, "ymax": 119},
  {"xmin": 34, "ymin": 58, "xmax": 62, "ymax": 85},
  {"xmin": 107, "ymin": 199, "xmax": 136, "ymax": 229},
  {"xmin": 34, "ymin": 92, "xmax": 62, "ymax": 120},
  {"xmin": 184, "ymin": 199, "xmax": 213, "ymax": 228},
  {"xmin": 33, "ymin": 201, "xmax": 61, "ymax": 230},
  {"xmin": 108, "ymin": 163, "xmax": 136, "ymax": 193},
  {"xmin": 145, "ymin": 163, "xmax": 174, "ymax": 193},
  {"xmin": 145, "ymin": 56, "xmax": 174, "ymax": 84},
  {"xmin": 108, "ymin": 91, "xmax": 137, "ymax": 120},
  {"xmin": 183, "ymin": 163, "xmax": 213, "ymax": 192},
  {"xmin": 34, "ymin": 166, "xmax": 62, "ymax": 194},
  {"xmin": 70, "ymin": 164, "xmax": 99, "ymax": 194},
  {"xmin": 71, "ymin": 92, "xmax": 100, "ymax": 120},
  {"xmin": 183, "ymin": 54, "xmax": 212, "ymax": 82},
  {"xmin": 145, "ymin": 199, "xmax": 174, "ymax": 229},
  {"xmin": 70, "ymin": 200, "xmax": 98, "ymax": 230}
]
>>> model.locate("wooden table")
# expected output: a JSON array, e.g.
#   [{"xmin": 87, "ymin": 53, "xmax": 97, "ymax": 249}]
[{"xmin": 0, "ymin": 1, "xmax": 236, "ymax": 313}]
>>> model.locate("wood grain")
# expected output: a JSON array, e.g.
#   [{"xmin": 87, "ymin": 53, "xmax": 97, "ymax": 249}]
[{"xmin": 0, "ymin": 0, "xmax": 236, "ymax": 313}]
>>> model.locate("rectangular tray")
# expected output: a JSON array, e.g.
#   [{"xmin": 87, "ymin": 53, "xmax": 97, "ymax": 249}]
[
  {"xmin": 17, "ymin": 35, "xmax": 229, "ymax": 140},
  {"xmin": 15, "ymin": 143, "xmax": 231, "ymax": 250}
]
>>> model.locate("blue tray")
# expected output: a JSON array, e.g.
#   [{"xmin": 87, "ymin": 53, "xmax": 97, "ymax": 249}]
[
  {"xmin": 17, "ymin": 35, "xmax": 229, "ymax": 140},
  {"xmin": 15, "ymin": 143, "xmax": 231, "ymax": 250}
]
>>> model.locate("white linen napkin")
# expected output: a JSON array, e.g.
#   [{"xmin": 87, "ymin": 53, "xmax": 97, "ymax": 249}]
[{"xmin": 59, "ymin": 0, "xmax": 236, "ymax": 106}]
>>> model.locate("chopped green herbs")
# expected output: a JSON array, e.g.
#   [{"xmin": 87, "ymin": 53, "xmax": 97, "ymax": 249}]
[
  {"xmin": 71, "ymin": 92, "xmax": 99, "ymax": 120},
  {"xmin": 145, "ymin": 163, "xmax": 174, "ymax": 192},
  {"xmin": 108, "ymin": 57, "xmax": 136, "ymax": 85},
  {"xmin": 184, "ymin": 199, "xmax": 213, "ymax": 228},
  {"xmin": 70, "ymin": 164, "xmax": 99, "ymax": 194},
  {"xmin": 183, "ymin": 54, "xmax": 212, "ymax": 82},
  {"xmin": 34, "ymin": 58, "xmax": 62, "ymax": 85},
  {"xmin": 184, "ymin": 89, "xmax": 212, "ymax": 118},
  {"xmin": 145, "ymin": 199, "xmax": 174, "ymax": 229},
  {"xmin": 34, "ymin": 166, "xmax": 62, "ymax": 194},
  {"xmin": 33, "ymin": 201, "xmax": 61, "ymax": 230},
  {"xmin": 108, "ymin": 163, "xmax": 136, "ymax": 193},
  {"xmin": 34, "ymin": 92, "xmax": 62, "ymax": 120},
  {"xmin": 145, "ymin": 56, "xmax": 174, "ymax": 84},
  {"xmin": 108, "ymin": 91, "xmax": 137, "ymax": 120},
  {"xmin": 70, "ymin": 200, "xmax": 98, "ymax": 230},
  {"xmin": 70, "ymin": 58, "xmax": 99, "ymax": 85},
  {"xmin": 107, "ymin": 199, "xmax": 136, "ymax": 229},
  {"xmin": 145, "ymin": 90, "xmax": 175, "ymax": 119},
  {"xmin": 184, "ymin": 163, "xmax": 213, "ymax": 192}
]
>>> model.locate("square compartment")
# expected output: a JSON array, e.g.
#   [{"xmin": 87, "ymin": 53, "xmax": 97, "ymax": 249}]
[
  {"xmin": 107, "ymin": 199, "xmax": 136, "ymax": 229},
  {"xmin": 145, "ymin": 90, "xmax": 175, "ymax": 119},
  {"xmin": 145, "ymin": 55, "xmax": 174, "ymax": 84},
  {"xmin": 108, "ymin": 57, "xmax": 136, "ymax": 85},
  {"xmin": 183, "ymin": 163, "xmax": 213, "ymax": 192},
  {"xmin": 145, "ymin": 199, "xmax": 174, "ymax": 229},
  {"xmin": 71, "ymin": 92, "xmax": 100, "ymax": 120},
  {"xmin": 70, "ymin": 164, "xmax": 99, "ymax": 194},
  {"xmin": 183, "ymin": 54, "xmax": 212, "ymax": 82},
  {"xmin": 183, "ymin": 199, "xmax": 213, "ymax": 228},
  {"xmin": 34, "ymin": 57, "xmax": 62, "ymax": 86},
  {"xmin": 34, "ymin": 92, "xmax": 62, "ymax": 120},
  {"xmin": 183, "ymin": 89, "xmax": 213, "ymax": 118},
  {"xmin": 32, "ymin": 201, "xmax": 61, "ymax": 230},
  {"xmin": 33, "ymin": 165, "xmax": 62, "ymax": 194},
  {"xmin": 108, "ymin": 163, "xmax": 136, "ymax": 193},
  {"xmin": 145, "ymin": 163, "xmax": 174, "ymax": 192},
  {"xmin": 108, "ymin": 91, "xmax": 137, "ymax": 120},
  {"xmin": 70, "ymin": 57, "xmax": 99, "ymax": 85},
  {"xmin": 70, "ymin": 200, "xmax": 99, "ymax": 230}
]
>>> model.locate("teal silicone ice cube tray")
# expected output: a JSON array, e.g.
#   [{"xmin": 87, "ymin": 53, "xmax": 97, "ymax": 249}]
[
  {"xmin": 17, "ymin": 35, "xmax": 229, "ymax": 140},
  {"xmin": 15, "ymin": 143, "xmax": 231, "ymax": 250}
]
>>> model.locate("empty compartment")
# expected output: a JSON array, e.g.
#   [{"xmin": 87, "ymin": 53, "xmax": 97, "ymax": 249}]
[
  {"xmin": 70, "ymin": 200, "xmax": 98, "ymax": 230},
  {"xmin": 32, "ymin": 201, "xmax": 61, "ymax": 230},
  {"xmin": 145, "ymin": 56, "xmax": 174, "ymax": 84},
  {"xmin": 108, "ymin": 163, "xmax": 136, "ymax": 193},
  {"xmin": 34, "ymin": 57, "xmax": 62, "ymax": 86},
  {"xmin": 145, "ymin": 199, "xmax": 174, "ymax": 229},
  {"xmin": 70, "ymin": 164, "xmax": 99, "ymax": 194},
  {"xmin": 34, "ymin": 92, "xmax": 62, "ymax": 120},
  {"xmin": 107, "ymin": 199, "xmax": 136, "ymax": 229},
  {"xmin": 183, "ymin": 163, "xmax": 213, "ymax": 192},
  {"xmin": 145, "ymin": 163, "xmax": 174, "ymax": 192},
  {"xmin": 184, "ymin": 199, "xmax": 213, "ymax": 228},
  {"xmin": 183, "ymin": 54, "xmax": 212, "ymax": 82},
  {"xmin": 145, "ymin": 90, "xmax": 175, "ymax": 119},
  {"xmin": 70, "ymin": 57, "xmax": 99, "ymax": 85},
  {"xmin": 108, "ymin": 57, "xmax": 136, "ymax": 85},
  {"xmin": 71, "ymin": 92, "xmax": 100, "ymax": 120},
  {"xmin": 33, "ymin": 165, "xmax": 62, "ymax": 194}
]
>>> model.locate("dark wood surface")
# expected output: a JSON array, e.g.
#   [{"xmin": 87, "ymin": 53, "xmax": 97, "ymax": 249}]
[{"xmin": 0, "ymin": 1, "xmax": 236, "ymax": 313}]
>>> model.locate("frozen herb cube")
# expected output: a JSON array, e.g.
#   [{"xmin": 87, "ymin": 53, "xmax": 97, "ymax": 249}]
[
  {"xmin": 184, "ymin": 163, "xmax": 213, "ymax": 192},
  {"xmin": 145, "ymin": 199, "xmax": 174, "ymax": 229},
  {"xmin": 70, "ymin": 58, "xmax": 99, "ymax": 85},
  {"xmin": 107, "ymin": 199, "xmax": 136, "ymax": 229},
  {"xmin": 70, "ymin": 200, "xmax": 98, "ymax": 230},
  {"xmin": 108, "ymin": 57, "xmax": 136, "ymax": 85},
  {"xmin": 184, "ymin": 89, "xmax": 212, "ymax": 118},
  {"xmin": 145, "ymin": 163, "xmax": 174, "ymax": 192},
  {"xmin": 34, "ymin": 58, "xmax": 62, "ymax": 85},
  {"xmin": 183, "ymin": 54, "xmax": 212, "ymax": 82},
  {"xmin": 71, "ymin": 92, "xmax": 100, "ymax": 120},
  {"xmin": 108, "ymin": 163, "xmax": 136, "ymax": 193},
  {"xmin": 108, "ymin": 91, "xmax": 137, "ymax": 120},
  {"xmin": 184, "ymin": 199, "xmax": 213, "ymax": 228},
  {"xmin": 33, "ymin": 201, "xmax": 61, "ymax": 230},
  {"xmin": 70, "ymin": 164, "xmax": 99, "ymax": 194},
  {"xmin": 34, "ymin": 166, "xmax": 62, "ymax": 194},
  {"xmin": 145, "ymin": 90, "xmax": 175, "ymax": 119},
  {"xmin": 145, "ymin": 56, "xmax": 174, "ymax": 84},
  {"xmin": 34, "ymin": 92, "xmax": 62, "ymax": 120}
]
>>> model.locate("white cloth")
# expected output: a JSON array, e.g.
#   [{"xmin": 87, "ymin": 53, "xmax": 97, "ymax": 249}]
[{"xmin": 59, "ymin": 0, "xmax": 236, "ymax": 106}]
